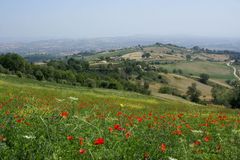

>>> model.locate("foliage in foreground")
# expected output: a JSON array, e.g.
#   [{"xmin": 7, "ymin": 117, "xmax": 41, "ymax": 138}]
[{"xmin": 0, "ymin": 79, "xmax": 240, "ymax": 159}]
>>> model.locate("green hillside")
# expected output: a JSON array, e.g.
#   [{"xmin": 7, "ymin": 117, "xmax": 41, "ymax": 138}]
[{"xmin": 0, "ymin": 75, "xmax": 239, "ymax": 159}]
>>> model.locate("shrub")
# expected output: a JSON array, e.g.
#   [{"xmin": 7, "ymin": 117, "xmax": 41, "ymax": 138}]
[
  {"xmin": 186, "ymin": 83, "xmax": 201, "ymax": 102},
  {"xmin": 211, "ymin": 86, "xmax": 232, "ymax": 107},
  {"xmin": 159, "ymin": 86, "xmax": 180, "ymax": 96},
  {"xmin": 99, "ymin": 80, "xmax": 109, "ymax": 88},
  {"xmin": 85, "ymin": 78, "xmax": 96, "ymax": 88},
  {"xmin": 199, "ymin": 73, "xmax": 209, "ymax": 84},
  {"xmin": 16, "ymin": 71, "xmax": 23, "ymax": 78},
  {"xmin": 144, "ymin": 81, "xmax": 150, "ymax": 89},
  {"xmin": 34, "ymin": 70, "xmax": 44, "ymax": 81}
]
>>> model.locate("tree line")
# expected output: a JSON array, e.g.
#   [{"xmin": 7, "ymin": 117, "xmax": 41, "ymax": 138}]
[{"xmin": 0, "ymin": 53, "xmax": 150, "ymax": 95}]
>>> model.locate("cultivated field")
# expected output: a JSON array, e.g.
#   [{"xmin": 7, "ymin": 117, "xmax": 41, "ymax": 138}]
[{"xmin": 157, "ymin": 61, "xmax": 235, "ymax": 83}]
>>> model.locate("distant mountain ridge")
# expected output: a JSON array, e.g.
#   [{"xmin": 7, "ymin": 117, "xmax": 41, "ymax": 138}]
[{"xmin": 0, "ymin": 36, "xmax": 240, "ymax": 56}]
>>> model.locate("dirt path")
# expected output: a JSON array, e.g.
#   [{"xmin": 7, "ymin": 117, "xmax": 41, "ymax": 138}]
[{"xmin": 227, "ymin": 61, "xmax": 240, "ymax": 81}]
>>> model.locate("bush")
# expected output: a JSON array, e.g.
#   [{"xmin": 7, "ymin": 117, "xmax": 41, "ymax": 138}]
[
  {"xmin": 144, "ymin": 81, "xmax": 150, "ymax": 89},
  {"xmin": 26, "ymin": 74, "xmax": 36, "ymax": 79},
  {"xmin": 186, "ymin": 83, "xmax": 201, "ymax": 102},
  {"xmin": 85, "ymin": 78, "xmax": 96, "ymax": 88},
  {"xmin": 16, "ymin": 71, "xmax": 23, "ymax": 78},
  {"xmin": 0, "ymin": 53, "xmax": 27, "ymax": 72},
  {"xmin": 211, "ymin": 86, "xmax": 232, "ymax": 107},
  {"xmin": 34, "ymin": 70, "xmax": 44, "ymax": 81},
  {"xmin": 0, "ymin": 64, "xmax": 9, "ymax": 74},
  {"xmin": 142, "ymin": 52, "xmax": 151, "ymax": 58},
  {"xmin": 159, "ymin": 86, "xmax": 180, "ymax": 96},
  {"xmin": 199, "ymin": 73, "xmax": 209, "ymax": 84},
  {"xmin": 99, "ymin": 80, "xmax": 109, "ymax": 88},
  {"xmin": 229, "ymin": 84, "xmax": 240, "ymax": 109},
  {"xmin": 157, "ymin": 75, "xmax": 168, "ymax": 84}
]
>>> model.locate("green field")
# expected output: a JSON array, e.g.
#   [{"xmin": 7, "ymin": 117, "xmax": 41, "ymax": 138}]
[
  {"xmin": 0, "ymin": 75, "xmax": 239, "ymax": 159},
  {"xmin": 158, "ymin": 61, "xmax": 235, "ymax": 82}
]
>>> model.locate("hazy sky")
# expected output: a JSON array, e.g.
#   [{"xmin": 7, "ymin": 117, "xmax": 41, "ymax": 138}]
[{"xmin": 0, "ymin": 0, "xmax": 240, "ymax": 40}]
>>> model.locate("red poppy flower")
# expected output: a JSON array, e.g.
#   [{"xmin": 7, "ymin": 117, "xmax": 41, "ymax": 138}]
[
  {"xmin": 114, "ymin": 124, "xmax": 122, "ymax": 131},
  {"xmin": 178, "ymin": 113, "xmax": 184, "ymax": 118},
  {"xmin": 137, "ymin": 117, "xmax": 143, "ymax": 123},
  {"xmin": 79, "ymin": 149, "xmax": 86, "ymax": 154},
  {"xmin": 199, "ymin": 123, "xmax": 209, "ymax": 127},
  {"xmin": 172, "ymin": 130, "xmax": 182, "ymax": 135},
  {"xmin": 125, "ymin": 131, "xmax": 131, "ymax": 139},
  {"xmin": 117, "ymin": 112, "xmax": 122, "ymax": 116},
  {"xmin": 194, "ymin": 140, "xmax": 201, "ymax": 146},
  {"xmin": 60, "ymin": 111, "xmax": 69, "ymax": 119},
  {"xmin": 177, "ymin": 125, "xmax": 182, "ymax": 129},
  {"xmin": 161, "ymin": 143, "xmax": 166, "ymax": 152},
  {"xmin": 108, "ymin": 127, "xmax": 113, "ymax": 132},
  {"xmin": 16, "ymin": 118, "xmax": 24, "ymax": 123},
  {"xmin": 79, "ymin": 137, "xmax": 84, "ymax": 145},
  {"xmin": 5, "ymin": 110, "xmax": 10, "ymax": 115},
  {"xmin": 94, "ymin": 138, "xmax": 104, "ymax": 145},
  {"xmin": 186, "ymin": 124, "xmax": 191, "ymax": 129},
  {"xmin": 25, "ymin": 122, "xmax": 31, "ymax": 126},
  {"xmin": 204, "ymin": 136, "xmax": 210, "ymax": 142},
  {"xmin": 67, "ymin": 135, "xmax": 74, "ymax": 141}
]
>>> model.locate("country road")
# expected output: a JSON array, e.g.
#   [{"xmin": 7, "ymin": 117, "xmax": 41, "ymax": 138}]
[{"xmin": 227, "ymin": 61, "xmax": 240, "ymax": 81}]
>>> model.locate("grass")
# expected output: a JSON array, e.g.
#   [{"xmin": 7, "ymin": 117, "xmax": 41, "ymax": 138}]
[
  {"xmin": 158, "ymin": 61, "xmax": 235, "ymax": 82},
  {"xmin": 0, "ymin": 75, "xmax": 239, "ymax": 159}
]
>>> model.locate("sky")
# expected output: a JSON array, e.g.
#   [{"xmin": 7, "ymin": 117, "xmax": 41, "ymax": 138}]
[{"xmin": 0, "ymin": 0, "xmax": 240, "ymax": 40}]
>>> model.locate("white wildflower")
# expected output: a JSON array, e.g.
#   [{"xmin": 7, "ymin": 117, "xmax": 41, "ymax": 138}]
[
  {"xmin": 23, "ymin": 135, "xmax": 36, "ymax": 139},
  {"xmin": 55, "ymin": 98, "xmax": 65, "ymax": 102},
  {"xmin": 69, "ymin": 97, "xmax": 79, "ymax": 101},
  {"xmin": 169, "ymin": 157, "xmax": 178, "ymax": 160},
  {"xmin": 191, "ymin": 130, "xmax": 203, "ymax": 133}
]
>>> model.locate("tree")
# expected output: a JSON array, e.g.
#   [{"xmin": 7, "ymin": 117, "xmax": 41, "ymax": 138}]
[
  {"xmin": 230, "ymin": 84, "xmax": 240, "ymax": 108},
  {"xmin": 85, "ymin": 78, "xmax": 96, "ymax": 88},
  {"xmin": 186, "ymin": 55, "xmax": 191, "ymax": 61},
  {"xmin": 34, "ymin": 70, "xmax": 44, "ymax": 81},
  {"xmin": 67, "ymin": 58, "xmax": 89, "ymax": 72},
  {"xmin": 64, "ymin": 71, "xmax": 76, "ymax": 83},
  {"xmin": 0, "ymin": 53, "xmax": 26, "ymax": 72},
  {"xmin": 178, "ymin": 69, "xmax": 183, "ymax": 75},
  {"xmin": 211, "ymin": 86, "xmax": 232, "ymax": 107},
  {"xmin": 0, "ymin": 64, "xmax": 9, "ymax": 74},
  {"xmin": 159, "ymin": 86, "xmax": 180, "ymax": 96},
  {"xmin": 192, "ymin": 46, "xmax": 201, "ymax": 51},
  {"xmin": 144, "ymin": 81, "xmax": 150, "ymax": 89},
  {"xmin": 99, "ymin": 80, "xmax": 109, "ymax": 88},
  {"xmin": 16, "ymin": 71, "xmax": 23, "ymax": 78},
  {"xmin": 199, "ymin": 73, "xmax": 209, "ymax": 84},
  {"xmin": 186, "ymin": 83, "xmax": 201, "ymax": 102},
  {"xmin": 142, "ymin": 52, "xmax": 151, "ymax": 58}
]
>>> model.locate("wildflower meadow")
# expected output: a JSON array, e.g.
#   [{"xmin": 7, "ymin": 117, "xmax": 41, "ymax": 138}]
[{"xmin": 0, "ymin": 76, "xmax": 239, "ymax": 159}]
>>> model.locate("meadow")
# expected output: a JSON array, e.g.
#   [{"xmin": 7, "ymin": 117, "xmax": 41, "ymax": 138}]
[{"xmin": 0, "ymin": 75, "xmax": 239, "ymax": 159}]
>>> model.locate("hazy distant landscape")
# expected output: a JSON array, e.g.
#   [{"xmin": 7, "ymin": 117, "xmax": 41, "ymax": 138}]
[{"xmin": 1, "ymin": 36, "xmax": 240, "ymax": 56}]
